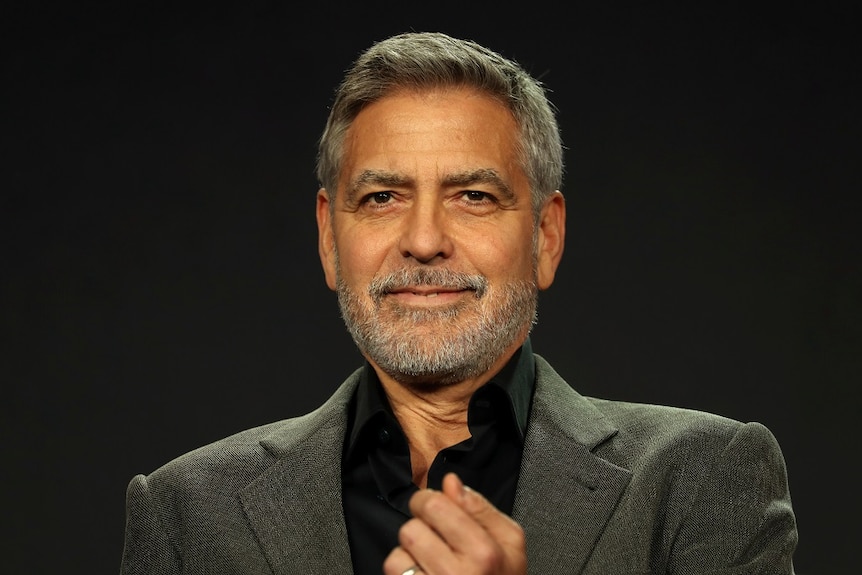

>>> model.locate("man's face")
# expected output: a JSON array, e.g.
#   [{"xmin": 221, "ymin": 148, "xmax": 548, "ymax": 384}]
[{"xmin": 317, "ymin": 87, "xmax": 564, "ymax": 385}]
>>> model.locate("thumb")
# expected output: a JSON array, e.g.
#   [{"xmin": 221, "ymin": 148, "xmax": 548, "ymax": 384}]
[
  {"xmin": 442, "ymin": 472, "xmax": 524, "ymax": 532},
  {"xmin": 441, "ymin": 472, "xmax": 479, "ymax": 511},
  {"xmin": 442, "ymin": 472, "xmax": 527, "ymax": 566}
]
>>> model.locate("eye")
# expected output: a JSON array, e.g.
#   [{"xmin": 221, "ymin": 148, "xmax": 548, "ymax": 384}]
[
  {"xmin": 462, "ymin": 190, "xmax": 494, "ymax": 203},
  {"xmin": 364, "ymin": 191, "xmax": 393, "ymax": 204}
]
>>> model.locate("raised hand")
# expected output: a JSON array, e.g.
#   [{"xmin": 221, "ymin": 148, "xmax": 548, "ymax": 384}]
[{"xmin": 383, "ymin": 473, "xmax": 527, "ymax": 575}]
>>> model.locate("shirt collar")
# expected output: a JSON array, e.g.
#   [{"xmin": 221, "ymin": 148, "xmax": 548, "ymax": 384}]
[{"xmin": 345, "ymin": 338, "xmax": 536, "ymax": 457}]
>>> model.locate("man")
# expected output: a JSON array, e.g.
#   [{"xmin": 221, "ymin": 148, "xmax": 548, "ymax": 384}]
[{"xmin": 120, "ymin": 32, "xmax": 798, "ymax": 574}]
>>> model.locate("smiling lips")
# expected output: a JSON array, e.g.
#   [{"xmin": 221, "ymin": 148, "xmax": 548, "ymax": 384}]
[
  {"xmin": 368, "ymin": 269, "xmax": 489, "ymax": 304},
  {"xmin": 387, "ymin": 286, "xmax": 473, "ymax": 302}
]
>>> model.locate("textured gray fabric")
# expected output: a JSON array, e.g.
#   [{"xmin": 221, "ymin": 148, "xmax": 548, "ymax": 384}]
[
  {"xmin": 513, "ymin": 357, "xmax": 797, "ymax": 574},
  {"xmin": 120, "ymin": 356, "xmax": 797, "ymax": 574}
]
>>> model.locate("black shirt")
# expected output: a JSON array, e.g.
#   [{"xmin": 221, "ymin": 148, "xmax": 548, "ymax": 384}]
[{"xmin": 341, "ymin": 339, "xmax": 535, "ymax": 574}]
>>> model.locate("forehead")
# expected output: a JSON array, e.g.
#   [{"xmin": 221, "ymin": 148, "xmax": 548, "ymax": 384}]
[{"xmin": 339, "ymin": 87, "xmax": 524, "ymax": 182}]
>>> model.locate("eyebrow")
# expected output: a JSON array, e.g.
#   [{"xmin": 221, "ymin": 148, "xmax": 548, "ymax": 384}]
[
  {"xmin": 443, "ymin": 168, "xmax": 515, "ymax": 202},
  {"xmin": 345, "ymin": 168, "xmax": 516, "ymax": 203},
  {"xmin": 347, "ymin": 170, "xmax": 412, "ymax": 194},
  {"xmin": 344, "ymin": 170, "xmax": 413, "ymax": 204}
]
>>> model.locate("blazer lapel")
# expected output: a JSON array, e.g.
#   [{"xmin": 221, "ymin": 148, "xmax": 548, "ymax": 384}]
[
  {"xmin": 239, "ymin": 373, "xmax": 361, "ymax": 575},
  {"xmin": 514, "ymin": 356, "xmax": 632, "ymax": 575}
]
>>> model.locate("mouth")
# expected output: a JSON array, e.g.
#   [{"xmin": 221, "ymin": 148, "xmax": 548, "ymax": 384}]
[
  {"xmin": 389, "ymin": 287, "xmax": 470, "ymax": 297},
  {"xmin": 386, "ymin": 286, "xmax": 474, "ymax": 304},
  {"xmin": 368, "ymin": 269, "xmax": 488, "ymax": 305}
]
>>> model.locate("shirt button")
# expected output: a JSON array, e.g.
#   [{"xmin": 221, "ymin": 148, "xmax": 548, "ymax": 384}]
[{"xmin": 377, "ymin": 428, "xmax": 391, "ymax": 445}]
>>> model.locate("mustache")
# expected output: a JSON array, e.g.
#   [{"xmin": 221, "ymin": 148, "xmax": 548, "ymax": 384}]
[{"xmin": 369, "ymin": 268, "xmax": 488, "ymax": 301}]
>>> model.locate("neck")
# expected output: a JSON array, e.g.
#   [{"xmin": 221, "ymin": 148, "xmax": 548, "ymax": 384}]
[
  {"xmin": 386, "ymin": 385, "xmax": 471, "ymax": 488},
  {"xmin": 368, "ymin": 347, "xmax": 519, "ymax": 488}
]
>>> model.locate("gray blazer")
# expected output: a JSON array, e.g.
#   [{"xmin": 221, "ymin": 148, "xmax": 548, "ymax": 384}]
[{"xmin": 120, "ymin": 356, "xmax": 797, "ymax": 574}]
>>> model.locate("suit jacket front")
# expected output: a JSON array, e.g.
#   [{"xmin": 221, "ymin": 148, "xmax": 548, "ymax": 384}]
[{"xmin": 120, "ymin": 355, "xmax": 797, "ymax": 574}]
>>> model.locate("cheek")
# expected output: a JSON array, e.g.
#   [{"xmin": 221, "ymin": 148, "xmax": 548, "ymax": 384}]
[
  {"xmin": 336, "ymin": 228, "xmax": 393, "ymax": 278},
  {"xmin": 467, "ymin": 226, "xmax": 535, "ymax": 275}
]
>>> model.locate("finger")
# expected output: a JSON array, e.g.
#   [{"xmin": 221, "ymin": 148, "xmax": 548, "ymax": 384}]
[
  {"xmin": 441, "ymin": 470, "xmax": 468, "ymax": 504},
  {"xmin": 396, "ymin": 514, "xmax": 465, "ymax": 574},
  {"xmin": 382, "ymin": 545, "xmax": 419, "ymax": 575},
  {"xmin": 407, "ymin": 479, "xmax": 527, "ymax": 574},
  {"xmin": 441, "ymin": 473, "xmax": 527, "ymax": 560},
  {"xmin": 442, "ymin": 472, "xmax": 523, "ymax": 533},
  {"xmin": 408, "ymin": 487, "xmax": 502, "ymax": 558}
]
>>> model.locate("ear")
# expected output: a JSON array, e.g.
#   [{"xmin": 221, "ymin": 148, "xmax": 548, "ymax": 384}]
[
  {"xmin": 535, "ymin": 191, "xmax": 566, "ymax": 290},
  {"xmin": 316, "ymin": 188, "xmax": 338, "ymax": 291}
]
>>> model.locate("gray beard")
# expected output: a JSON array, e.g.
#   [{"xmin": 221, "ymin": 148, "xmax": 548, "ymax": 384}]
[{"xmin": 336, "ymin": 265, "xmax": 538, "ymax": 385}]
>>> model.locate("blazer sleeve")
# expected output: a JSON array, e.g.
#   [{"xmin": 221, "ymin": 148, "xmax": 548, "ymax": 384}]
[
  {"xmin": 669, "ymin": 421, "xmax": 798, "ymax": 574},
  {"xmin": 120, "ymin": 474, "xmax": 182, "ymax": 575}
]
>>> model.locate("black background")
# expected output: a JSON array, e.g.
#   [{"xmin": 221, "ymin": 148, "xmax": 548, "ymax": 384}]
[{"xmin": 3, "ymin": 2, "xmax": 859, "ymax": 573}]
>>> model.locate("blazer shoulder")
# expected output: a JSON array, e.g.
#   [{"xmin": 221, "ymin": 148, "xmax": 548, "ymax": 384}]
[
  {"xmin": 145, "ymin": 418, "xmax": 293, "ymax": 496},
  {"xmin": 532, "ymin": 354, "xmax": 785, "ymax": 470},
  {"xmin": 145, "ymin": 367, "xmax": 362, "ymax": 492},
  {"xmin": 588, "ymin": 396, "xmax": 741, "ymax": 433},
  {"xmin": 583, "ymin": 395, "xmax": 788, "ymax": 479}
]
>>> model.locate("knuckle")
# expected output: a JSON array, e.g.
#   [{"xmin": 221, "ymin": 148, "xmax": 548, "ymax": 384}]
[
  {"xmin": 416, "ymin": 490, "xmax": 448, "ymax": 516},
  {"xmin": 472, "ymin": 543, "xmax": 504, "ymax": 572},
  {"xmin": 381, "ymin": 544, "xmax": 412, "ymax": 575},
  {"xmin": 381, "ymin": 554, "xmax": 402, "ymax": 575},
  {"xmin": 425, "ymin": 492, "xmax": 450, "ymax": 513},
  {"xmin": 510, "ymin": 520, "xmax": 526, "ymax": 543},
  {"xmin": 507, "ymin": 524, "xmax": 528, "ymax": 557},
  {"xmin": 398, "ymin": 518, "xmax": 423, "ymax": 547}
]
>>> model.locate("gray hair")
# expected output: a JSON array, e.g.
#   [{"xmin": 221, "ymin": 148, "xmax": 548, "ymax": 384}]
[{"xmin": 316, "ymin": 32, "xmax": 564, "ymax": 215}]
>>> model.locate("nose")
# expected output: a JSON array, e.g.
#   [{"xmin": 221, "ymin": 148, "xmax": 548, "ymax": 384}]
[{"xmin": 398, "ymin": 200, "xmax": 453, "ymax": 263}]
